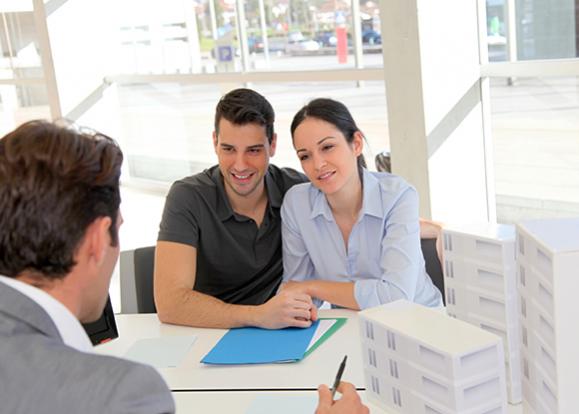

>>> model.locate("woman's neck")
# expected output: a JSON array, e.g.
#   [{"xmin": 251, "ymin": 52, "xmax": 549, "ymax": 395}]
[{"xmin": 327, "ymin": 169, "xmax": 363, "ymax": 220}]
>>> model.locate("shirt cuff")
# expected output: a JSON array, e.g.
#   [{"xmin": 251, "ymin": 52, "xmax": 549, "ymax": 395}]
[
  {"xmin": 354, "ymin": 279, "xmax": 383, "ymax": 310},
  {"xmin": 354, "ymin": 278, "xmax": 409, "ymax": 310}
]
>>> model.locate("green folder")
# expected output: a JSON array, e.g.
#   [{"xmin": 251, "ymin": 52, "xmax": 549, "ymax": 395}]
[{"xmin": 304, "ymin": 317, "xmax": 347, "ymax": 357}]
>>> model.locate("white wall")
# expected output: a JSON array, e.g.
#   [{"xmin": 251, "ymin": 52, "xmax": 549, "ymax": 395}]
[{"xmin": 380, "ymin": 0, "xmax": 494, "ymax": 223}]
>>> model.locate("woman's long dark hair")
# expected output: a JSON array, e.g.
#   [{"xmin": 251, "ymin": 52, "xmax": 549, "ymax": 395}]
[{"xmin": 290, "ymin": 98, "xmax": 367, "ymax": 169}]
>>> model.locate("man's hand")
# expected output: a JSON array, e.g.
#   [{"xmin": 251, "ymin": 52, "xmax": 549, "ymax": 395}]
[
  {"xmin": 254, "ymin": 290, "xmax": 317, "ymax": 329},
  {"xmin": 315, "ymin": 382, "xmax": 369, "ymax": 414}
]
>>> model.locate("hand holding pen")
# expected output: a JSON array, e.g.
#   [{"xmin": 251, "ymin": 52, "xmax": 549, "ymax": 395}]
[
  {"xmin": 331, "ymin": 355, "xmax": 347, "ymax": 398},
  {"xmin": 315, "ymin": 355, "xmax": 369, "ymax": 414}
]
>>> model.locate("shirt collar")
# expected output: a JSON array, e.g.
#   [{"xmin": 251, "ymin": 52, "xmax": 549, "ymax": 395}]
[
  {"xmin": 264, "ymin": 169, "xmax": 283, "ymax": 208},
  {"xmin": 310, "ymin": 187, "xmax": 334, "ymax": 221},
  {"xmin": 0, "ymin": 275, "xmax": 93, "ymax": 353},
  {"xmin": 211, "ymin": 166, "xmax": 235, "ymax": 221},
  {"xmin": 212, "ymin": 165, "xmax": 281, "ymax": 221},
  {"xmin": 360, "ymin": 168, "xmax": 385, "ymax": 219},
  {"xmin": 309, "ymin": 169, "xmax": 383, "ymax": 221}
]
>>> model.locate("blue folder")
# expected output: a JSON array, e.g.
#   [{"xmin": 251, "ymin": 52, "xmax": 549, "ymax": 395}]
[{"xmin": 201, "ymin": 320, "xmax": 320, "ymax": 365}]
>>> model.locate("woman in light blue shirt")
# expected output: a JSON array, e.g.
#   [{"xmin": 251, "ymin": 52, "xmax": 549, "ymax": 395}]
[{"xmin": 280, "ymin": 98, "xmax": 442, "ymax": 310}]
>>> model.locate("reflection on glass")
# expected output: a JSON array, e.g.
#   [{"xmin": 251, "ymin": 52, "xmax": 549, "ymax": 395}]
[
  {"xmin": 486, "ymin": 0, "xmax": 579, "ymax": 61},
  {"xmin": 490, "ymin": 77, "xmax": 579, "ymax": 222},
  {"xmin": 0, "ymin": 8, "xmax": 43, "ymax": 79},
  {"xmin": 113, "ymin": 0, "xmax": 385, "ymax": 75},
  {"xmin": 515, "ymin": 0, "xmax": 578, "ymax": 60},
  {"xmin": 0, "ymin": 5, "xmax": 48, "ymax": 136},
  {"xmin": 116, "ymin": 0, "xmax": 202, "ymax": 74},
  {"xmin": 0, "ymin": 83, "xmax": 50, "ymax": 137},
  {"xmin": 486, "ymin": 0, "xmax": 507, "ymax": 62}
]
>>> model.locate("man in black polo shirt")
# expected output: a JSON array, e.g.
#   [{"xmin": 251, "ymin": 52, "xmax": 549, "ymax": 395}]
[{"xmin": 154, "ymin": 88, "xmax": 317, "ymax": 328}]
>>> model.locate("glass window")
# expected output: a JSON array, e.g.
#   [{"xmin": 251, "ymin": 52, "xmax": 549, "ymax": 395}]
[
  {"xmin": 516, "ymin": 0, "xmax": 578, "ymax": 60},
  {"xmin": 0, "ymin": 5, "xmax": 50, "ymax": 136},
  {"xmin": 114, "ymin": 0, "xmax": 203, "ymax": 74},
  {"xmin": 0, "ymin": 6, "xmax": 44, "ymax": 80},
  {"xmin": 0, "ymin": 83, "xmax": 50, "ymax": 136},
  {"xmin": 486, "ymin": 0, "xmax": 579, "ymax": 62},
  {"xmin": 486, "ymin": 0, "xmax": 507, "ymax": 62},
  {"xmin": 113, "ymin": 0, "xmax": 384, "ymax": 75},
  {"xmin": 490, "ymin": 76, "xmax": 579, "ymax": 222},
  {"xmin": 114, "ymin": 80, "xmax": 388, "ymax": 182}
]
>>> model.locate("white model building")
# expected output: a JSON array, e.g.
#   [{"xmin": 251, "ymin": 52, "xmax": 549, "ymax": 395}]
[
  {"xmin": 359, "ymin": 300, "xmax": 506, "ymax": 414},
  {"xmin": 441, "ymin": 223, "xmax": 521, "ymax": 403},
  {"xmin": 516, "ymin": 218, "xmax": 579, "ymax": 414}
]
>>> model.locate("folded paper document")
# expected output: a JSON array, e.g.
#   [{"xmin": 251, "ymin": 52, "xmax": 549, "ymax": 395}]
[
  {"xmin": 201, "ymin": 318, "xmax": 346, "ymax": 365},
  {"xmin": 305, "ymin": 318, "xmax": 346, "ymax": 357},
  {"xmin": 125, "ymin": 335, "xmax": 197, "ymax": 368}
]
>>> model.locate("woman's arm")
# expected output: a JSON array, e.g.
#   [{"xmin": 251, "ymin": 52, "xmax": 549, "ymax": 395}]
[
  {"xmin": 281, "ymin": 280, "xmax": 360, "ymax": 310},
  {"xmin": 354, "ymin": 186, "xmax": 428, "ymax": 309},
  {"xmin": 281, "ymin": 198, "xmax": 315, "ymax": 284},
  {"xmin": 281, "ymin": 191, "xmax": 360, "ymax": 309}
]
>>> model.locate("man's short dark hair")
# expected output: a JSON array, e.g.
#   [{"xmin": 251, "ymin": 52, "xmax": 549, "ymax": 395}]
[
  {"xmin": 214, "ymin": 88, "xmax": 275, "ymax": 144},
  {"xmin": 0, "ymin": 120, "xmax": 123, "ymax": 280}
]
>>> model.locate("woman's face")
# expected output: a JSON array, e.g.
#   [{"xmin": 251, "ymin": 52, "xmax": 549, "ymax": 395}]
[{"xmin": 293, "ymin": 117, "xmax": 363, "ymax": 196}]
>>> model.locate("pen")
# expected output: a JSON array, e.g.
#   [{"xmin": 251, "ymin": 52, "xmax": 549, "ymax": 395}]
[{"xmin": 331, "ymin": 355, "xmax": 348, "ymax": 399}]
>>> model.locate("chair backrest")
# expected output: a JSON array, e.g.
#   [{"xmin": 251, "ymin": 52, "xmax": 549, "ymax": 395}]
[
  {"xmin": 119, "ymin": 246, "xmax": 157, "ymax": 313},
  {"xmin": 421, "ymin": 238, "xmax": 445, "ymax": 305}
]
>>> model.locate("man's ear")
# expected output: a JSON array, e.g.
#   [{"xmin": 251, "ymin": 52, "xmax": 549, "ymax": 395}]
[
  {"xmin": 212, "ymin": 131, "xmax": 218, "ymax": 153},
  {"xmin": 269, "ymin": 133, "xmax": 277, "ymax": 157},
  {"xmin": 85, "ymin": 216, "xmax": 113, "ymax": 266}
]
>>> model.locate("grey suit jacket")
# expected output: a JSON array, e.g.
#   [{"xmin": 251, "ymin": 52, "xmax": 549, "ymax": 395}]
[{"xmin": 0, "ymin": 282, "xmax": 175, "ymax": 414}]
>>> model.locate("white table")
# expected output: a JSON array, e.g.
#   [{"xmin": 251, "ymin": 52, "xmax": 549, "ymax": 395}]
[
  {"xmin": 97, "ymin": 310, "xmax": 523, "ymax": 413},
  {"xmin": 172, "ymin": 390, "xmax": 370, "ymax": 413},
  {"xmin": 171, "ymin": 391, "xmax": 523, "ymax": 414},
  {"xmin": 96, "ymin": 309, "xmax": 365, "ymax": 391}
]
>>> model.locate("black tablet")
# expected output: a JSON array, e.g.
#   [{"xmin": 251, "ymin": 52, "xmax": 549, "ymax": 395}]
[{"xmin": 82, "ymin": 296, "xmax": 119, "ymax": 346}]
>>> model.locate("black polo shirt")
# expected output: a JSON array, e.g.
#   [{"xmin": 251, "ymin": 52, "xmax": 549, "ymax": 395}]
[{"xmin": 158, "ymin": 165, "xmax": 307, "ymax": 305}]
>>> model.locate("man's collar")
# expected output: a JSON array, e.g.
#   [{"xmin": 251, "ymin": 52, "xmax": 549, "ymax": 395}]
[
  {"xmin": 212, "ymin": 165, "xmax": 281, "ymax": 222},
  {"xmin": 265, "ymin": 168, "xmax": 283, "ymax": 208},
  {"xmin": 212, "ymin": 167, "xmax": 235, "ymax": 221}
]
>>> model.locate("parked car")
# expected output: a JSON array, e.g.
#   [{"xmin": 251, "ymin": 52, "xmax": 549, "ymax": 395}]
[
  {"xmin": 265, "ymin": 35, "xmax": 288, "ymax": 53},
  {"xmin": 315, "ymin": 31, "xmax": 337, "ymax": 47},
  {"xmin": 247, "ymin": 35, "xmax": 264, "ymax": 53},
  {"xmin": 285, "ymin": 38, "xmax": 320, "ymax": 55},
  {"xmin": 287, "ymin": 31, "xmax": 305, "ymax": 42},
  {"xmin": 362, "ymin": 29, "xmax": 381, "ymax": 45}
]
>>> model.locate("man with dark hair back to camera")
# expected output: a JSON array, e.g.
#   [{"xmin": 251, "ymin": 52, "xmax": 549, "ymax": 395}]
[
  {"xmin": 155, "ymin": 88, "xmax": 318, "ymax": 329},
  {"xmin": 0, "ymin": 121, "xmax": 175, "ymax": 413}
]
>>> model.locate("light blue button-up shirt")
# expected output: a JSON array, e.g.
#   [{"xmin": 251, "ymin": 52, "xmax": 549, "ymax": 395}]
[{"xmin": 281, "ymin": 169, "xmax": 443, "ymax": 310}]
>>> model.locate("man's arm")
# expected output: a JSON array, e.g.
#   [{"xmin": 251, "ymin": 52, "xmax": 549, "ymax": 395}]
[{"xmin": 154, "ymin": 241, "xmax": 316, "ymax": 329}]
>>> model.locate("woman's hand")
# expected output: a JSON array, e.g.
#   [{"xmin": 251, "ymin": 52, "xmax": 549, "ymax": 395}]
[{"xmin": 279, "ymin": 281, "xmax": 318, "ymax": 321}]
